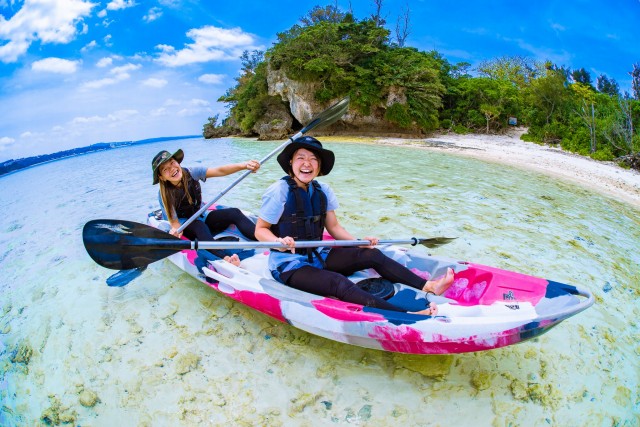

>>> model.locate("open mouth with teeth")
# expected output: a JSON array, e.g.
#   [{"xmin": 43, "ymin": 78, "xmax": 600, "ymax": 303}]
[{"xmin": 296, "ymin": 166, "xmax": 316, "ymax": 181}]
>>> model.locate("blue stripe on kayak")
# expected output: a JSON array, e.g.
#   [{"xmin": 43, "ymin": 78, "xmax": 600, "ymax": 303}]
[{"xmin": 545, "ymin": 280, "xmax": 580, "ymax": 298}]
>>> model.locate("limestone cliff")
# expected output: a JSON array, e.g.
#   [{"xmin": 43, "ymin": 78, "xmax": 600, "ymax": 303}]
[
  {"xmin": 206, "ymin": 66, "xmax": 426, "ymax": 140},
  {"xmin": 266, "ymin": 66, "xmax": 425, "ymax": 138}
]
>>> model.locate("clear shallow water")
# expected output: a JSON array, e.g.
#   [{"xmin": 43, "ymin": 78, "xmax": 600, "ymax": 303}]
[{"xmin": 0, "ymin": 138, "xmax": 638, "ymax": 426}]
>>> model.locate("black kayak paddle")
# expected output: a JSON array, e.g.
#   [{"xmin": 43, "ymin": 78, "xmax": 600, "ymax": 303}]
[{"xmin": 83, "ymin": 219, "xmax": 456, "ymax": 271}]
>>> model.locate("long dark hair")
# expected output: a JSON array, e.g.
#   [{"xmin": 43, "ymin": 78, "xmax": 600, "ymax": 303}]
[{"xmin": 158, "ymin": 167, "xmax": 193, "ymax": 222}]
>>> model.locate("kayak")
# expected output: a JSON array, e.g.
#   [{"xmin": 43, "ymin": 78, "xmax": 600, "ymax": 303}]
[{"xmin": 147, "ymin": 206, "xmax": 594, "ymax": 355}]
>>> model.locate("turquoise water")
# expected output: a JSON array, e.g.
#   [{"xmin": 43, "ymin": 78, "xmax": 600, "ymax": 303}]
[{"xmin": 0, "ymin": 137, "xmax": 638, "ymax": 426}]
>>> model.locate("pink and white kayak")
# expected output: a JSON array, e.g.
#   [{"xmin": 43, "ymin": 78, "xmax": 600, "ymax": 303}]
[{"xmin": 148, "ymin": 208, "xmax": 594, "ymax": 355}]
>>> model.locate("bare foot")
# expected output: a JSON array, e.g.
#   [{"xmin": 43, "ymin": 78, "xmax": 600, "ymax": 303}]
[
  {"xmin": 422, "ymin": 267, "xmax": 454, "ymax": 295},
  {"xmin": 410, "ymin": 302, "xmax": 438, "ymax": 316},
  {"xmin": 223, "ymin": 254, "xmax": 241, "ymax": 267}
]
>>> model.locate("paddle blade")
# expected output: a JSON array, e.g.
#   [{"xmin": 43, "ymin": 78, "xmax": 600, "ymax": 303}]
[
  {"xmin": 300, "ymin": 96, "xmax": 350, "ymax": 134},
  {"xmin": 106, "ymin": 266, "xmax": 147, "ymax": 287},
  {"xmin": 83, "ymin": 219, "xmax": 188, "ymax": 270},
  {"xmin": 416, "ymin": 237, "xmax": 457, "ymax": 248}
]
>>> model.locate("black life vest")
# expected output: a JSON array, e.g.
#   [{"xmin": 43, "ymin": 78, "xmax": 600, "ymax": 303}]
[
  {"xmin": 173, "ymin": 168, "xmax": 202, "ymax": 219},
  {"xmin": 271, "ymin": 176, "xmax": 327, "ymax": 256}
]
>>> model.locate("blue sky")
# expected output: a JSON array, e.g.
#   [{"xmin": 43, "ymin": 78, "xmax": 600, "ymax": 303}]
[{"xmin": 1, "ymin": 0, "xmax": 638, "ymax": 162}]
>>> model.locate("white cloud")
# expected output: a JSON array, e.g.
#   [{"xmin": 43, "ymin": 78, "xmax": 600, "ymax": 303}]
[
  {"xmin": 82, "ymin": 62, "xmax": 140, "ymax": 89},
  {"xmin": 81, "ymin": 77, "xmax": 120, "ymax": 90},
  {"xmin": 106, "ymin": 0, "xmax": 137, "ymax": 11},
  {"xmin": 0, "ymin": 136, "xmax": 16, "ymax": 150},
  {"xmin": 97, "ymin": 57, "xmax": 113, "ymax": 67},
  {"xmin": 159, "ymin": 0, "xmax": 180, "ymax": 7},
  {"xmin": 190, "ymin": 99, "xmax": 210, "ymax": 107},
  {"xmin": 155, "ymin": 25, "xmax": 259, "ymax": 67},
  {"xmin": 71, "ymin": 115, "xmax": 107, "ymax": 124},
  {"xmin": 144, "ymin": 7, "xmax": 163, "ymax": 22},
  {"xmin": 81, "ymin": 40, "xmax": 97, "ymax": 53},
  {"xmin": 175, "ymin": 99, "xmax": 212, "ymax": 117},
  {"xmin": 71, "ymin": 109, "xmax": 139, "ymax": 125},
  {"xmin": 111, "ymin": 63, "xmax": 141, "ymax": 74},
  {"xmin": 150, "ymin": 107, "xmax": 168, "ymax": 116},
  {"xmin": 82, "ymin": 73, "xmax": 126, "ymax": 89},
  {"xmin": 143, "ymin": 78, "xmax": 168, "ymax": 88},
  {"xmin": 198, "ymin": 73, "xmax": 225, "ymax": 84},
  {"xmin": 32, "ymin": 57, "xmax": 80, "ymax": 74},
  {"xmin": 0, "ymin": 0, "xmax": 96, "ymax": 63},
  {"xmin": 163, "ymin": 98, "xmax": 182, "ymax": 106}
]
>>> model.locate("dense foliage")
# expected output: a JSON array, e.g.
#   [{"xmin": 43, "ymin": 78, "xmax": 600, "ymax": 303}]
[{"xmin": 214, "ymin": 6, "xmax": 639, "ymax": 169}]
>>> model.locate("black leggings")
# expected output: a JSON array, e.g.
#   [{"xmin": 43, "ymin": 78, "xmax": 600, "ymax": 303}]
[
  {"xmin": 279, "ymin": 247, "xmax": 426, "ymax": 312},
  {"xmin": 182, "ymin": 208, "xmax": 256, "ymax": 258}
]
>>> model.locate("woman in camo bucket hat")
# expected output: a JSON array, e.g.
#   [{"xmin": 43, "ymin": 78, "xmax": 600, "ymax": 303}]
[{"xmin": 152, "ymin": 148, "xmax": 261, "ymax": 266}]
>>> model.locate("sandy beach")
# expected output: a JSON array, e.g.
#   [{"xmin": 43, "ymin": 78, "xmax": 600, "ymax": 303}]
[{"xmin": 365, "ymin": 129, "xmax": 640, "ymax": 209}]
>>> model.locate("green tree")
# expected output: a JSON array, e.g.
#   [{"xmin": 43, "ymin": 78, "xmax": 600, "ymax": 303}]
[
  {"xmin": 476, "ymin": 55, "xmax": 538, "ymax": 89},
  {"xmin": 299, "ymin": 4, "xmax": 346, "ymax": 25},
  {"xmin": 218, "ymin": 60, "xmax": 273, "ymax": 133},
  {"xmin": 268, "ymin": 14, "xmax": 443, "ymax": 130},
  {"xmin": 571, "ymin": 83, "xmax": 598, "ymax": 153},
  {"xmin": 448, "ymin": 77, "xmax": 520, "ymax": 132},
  {"xmin": 240, "ymin": 50, "xmax": 264, "ymax": 74},
  {"xmin": 571, "ymin": 67, "xmax": 594, "ymax": 88},
  {"xmin": 596, "ymin": 74, "xmax": 620, "ymax": 97},
  {"xmin": 521, "ymin": 64, "xmax": 572, "ymax": 143},
  {"xmin": 630, "ymin": 63, "xmax": 640, "ymax": 100},
  {"xmin": 601, "ymin": 96, "xmax": 640, "ymax": 157}
]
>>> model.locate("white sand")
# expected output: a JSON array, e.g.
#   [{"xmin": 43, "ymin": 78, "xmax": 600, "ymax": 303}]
[{"xmin": 372, "ymin": 128, "xmax": 640, "ymax": 209}]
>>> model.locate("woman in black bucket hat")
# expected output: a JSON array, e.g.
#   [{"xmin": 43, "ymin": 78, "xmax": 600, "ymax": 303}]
[
  {"xmin": 152, "ymin": 148, "xmax": 261, "ymax": 265},
  {"xmin": 254, "ymin": 136, "xmax": 454, "ymax": 315}
]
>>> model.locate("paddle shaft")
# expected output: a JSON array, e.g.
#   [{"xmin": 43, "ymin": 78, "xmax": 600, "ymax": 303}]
[
  {"xmin": 83, "ymin": 219, "xmax": 454, "ymax": 271},
  {"xmin": 135, "ymin": 237, "xmax": 425, "ymax": 251}
]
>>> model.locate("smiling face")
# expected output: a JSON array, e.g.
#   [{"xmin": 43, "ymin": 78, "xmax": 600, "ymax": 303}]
[
  {"xmin": 158, "ymin": 158, "xmax": 183, "ymax": 185},
  {"xmin": 290, "ymin": 148, "xmax": 320, "ymax": 187}
]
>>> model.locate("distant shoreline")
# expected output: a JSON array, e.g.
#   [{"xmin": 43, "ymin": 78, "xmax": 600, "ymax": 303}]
[
  {"xmin": 0, "ymin": 135, "xmax": 200, "ymax": 178},
  {"xmin": 319, "ymin": 130, "xmax": 640, "ymax": 209},
  {"xmin": 6, "ymin": 132, "xmax": 639, "ymax": 210}
]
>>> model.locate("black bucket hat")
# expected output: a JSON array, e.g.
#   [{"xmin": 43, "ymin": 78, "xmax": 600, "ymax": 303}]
[
  {"xmin": 152, "ymin": 148, "xmax": 184, "ymax": 184},
  {"xmin": 277, "ymin": 136, "xmax": 335, "ymax": 176}
]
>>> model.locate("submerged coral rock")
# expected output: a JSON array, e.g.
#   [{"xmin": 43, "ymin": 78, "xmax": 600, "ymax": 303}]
[
  {"xmin": 11, "ymin": 343, "xmax": 33, "ymax": 365},
  {"xmin": 527, "ymin": 382, "xmax": 562, "ymax": 409},
  {"xmin": 176, "ymin": 352, "xmax": 201, "ymax": 375},
  {"xmin": 79, "ymin": 389, "xmax": 100, "ymax": 407},
  {"xmin": 614, "ymin": 386, "xmax": 631, "ymax": 406},
  {"xmin": 394, "ymin": 354, "xmax": 454, "ymax": 380},
  {"xmin": 289, "ymin": 393, "xmax": 321, "ymax": 416},
  {"xmin": 470, "ymin": 370, "xmax": 493, "ymax": 391},
  {"xmin": 358, "ymin": 404, "xmax": 373, "ymax": 421},
  {"xmin": 509, "ymin": 379, "xmax": 529, "ymax": 401},
  {"xmin": 41, "ymin": 395, "xmax": 76, "ymax": 425}
]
